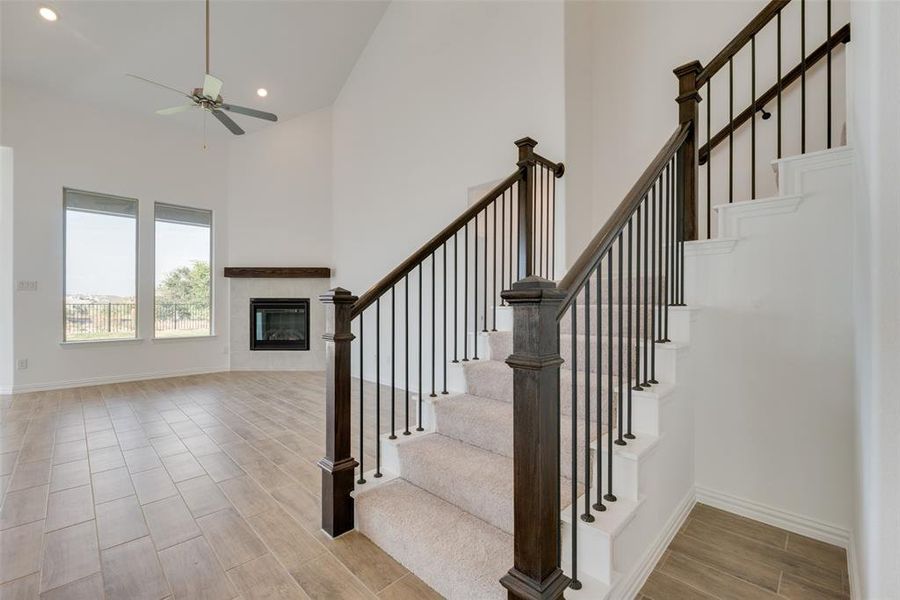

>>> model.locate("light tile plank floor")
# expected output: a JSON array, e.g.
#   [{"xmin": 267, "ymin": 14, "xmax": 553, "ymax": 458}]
[
  {"xmin": 639, "ymin": 502, "xmax": 851, "ymax": 599},
  {"xmin": 0, "ymin": 372, "xmax": 441, "ymax": 599}
]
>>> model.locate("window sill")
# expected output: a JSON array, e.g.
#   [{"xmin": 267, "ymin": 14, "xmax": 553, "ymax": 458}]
[
  {"xmin": 151, "ymin": 335, "xmax": 218, "ymax": 342},
  {"xmin": 60, "ymin": 338, "xmax": 144, "ymax": 346}
]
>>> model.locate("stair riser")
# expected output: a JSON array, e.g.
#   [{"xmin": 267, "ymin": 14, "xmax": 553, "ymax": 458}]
[{"xmin": 561, "ymin": 520, "xmax": 613, "ymax": 583}]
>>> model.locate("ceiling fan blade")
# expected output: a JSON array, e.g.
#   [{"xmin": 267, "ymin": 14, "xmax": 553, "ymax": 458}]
[
  {"xmin": 126, "ymin": 74, "xmax": 191, "ymax": 98},
  {"xmin": 203, "ymin": 74, "xmax": 223, "ymax": 99},
  {"xmin": 220, "ymin": 103, "xmax": 278, "ymax": 122},
  {"xmin": 156, "ymin": 104, "xmax": 195, "ymax": 116},
  {"xmin": 211, "ymin": 109, "xmax": 244, "ymax": 135}
]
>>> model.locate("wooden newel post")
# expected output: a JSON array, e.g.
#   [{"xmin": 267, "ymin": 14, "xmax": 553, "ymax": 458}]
[
  {"xmin": 674, "ymin": 60, "xmax": 702, "ymax": 242},
  {"xmin": 318, "ymin": 287, "xmax": 359, "ymax": 538},
  {"xmin": 514, "ymin": 137, "xmax": 537, "ymax": 281},
  {"xmin": 499, "ymin": 276, "xmax": 569, "ymax": 600}
]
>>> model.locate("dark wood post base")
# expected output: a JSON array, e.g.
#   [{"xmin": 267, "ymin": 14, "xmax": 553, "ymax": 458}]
[
  {"xmin": 319, "ymin": 287, "xmax": 359, "ymax": 538},
  {"xmin": 501, "ymin": 567, "xmax": 570, "ymax": 600},
  {"xmin": 500, "ymin": 277, "xmax": 569, "ymax": 600}
]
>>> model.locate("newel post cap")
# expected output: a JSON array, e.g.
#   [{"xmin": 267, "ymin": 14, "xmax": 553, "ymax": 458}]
[
  {"xmin": 514, "ymin": 136, "xmax": 538, "ymax": 149},
  {"xmin": 501, "ymin": 276, "xmax": 565, "ymax": 304},
  {"xmin": 319, "ymin": 287, "xmax": 358, "ymax": 304},
  {"xmin": 673, "ymin": 60, "xmax": 703, "ymax": 78}
]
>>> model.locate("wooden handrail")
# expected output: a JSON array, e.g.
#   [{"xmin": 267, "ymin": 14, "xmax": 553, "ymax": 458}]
[
  {"xmin": 697, "ymin": 0, "xmax": 790, "ymax": 87},
  {"xmin": 699, "ymin": 23, "xmax": 850, "ymax": 165},
  {"xmin": 351, "ymin": 151, "xmax": 563, "ymax": 319},
  {"xmin": 556, "ymin": 123, "xmax": 690, "ymax": 316}
]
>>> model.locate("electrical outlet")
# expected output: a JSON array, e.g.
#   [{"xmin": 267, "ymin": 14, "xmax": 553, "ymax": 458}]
[
  {"xmin": 16, "ymin": 280, "xmax": 38, "ymax": 292},
  {"xmin": 16, "ymin": 359, "xmax": 27, "ymax": 370}
]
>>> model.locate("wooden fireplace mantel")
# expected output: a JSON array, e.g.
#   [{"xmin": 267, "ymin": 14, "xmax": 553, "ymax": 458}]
[{"xmin": 223, "ymin": 267, "xmax": 332, "ymax": 279}]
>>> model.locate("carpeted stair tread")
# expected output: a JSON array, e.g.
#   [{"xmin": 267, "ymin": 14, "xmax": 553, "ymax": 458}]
[
  {"xmin": 430, "ymin": 393, "xmax": 600, "ymax": 478},
  {"xmin": 396, "ymin": 433, "xmax": 515, "ymax": 534},
  {"xmin": 559, "ymin": 304, "xmax": 653, "ymax": 335},
  {"xmin": 487, "ymin": 331, "xmax": 643, "ymax": 373},
  {"xmin": 463, "ymin": 359, "xmax": 624, "ymax": 417},
  {"xmin": 356, "ymin": 478, "xmax": 511, "ymax": 600}
]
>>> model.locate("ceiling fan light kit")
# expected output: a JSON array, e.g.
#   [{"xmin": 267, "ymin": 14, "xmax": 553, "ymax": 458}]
[{"xmin": 126, "ymin": 0, "xmax": 277, "ymax": 136}]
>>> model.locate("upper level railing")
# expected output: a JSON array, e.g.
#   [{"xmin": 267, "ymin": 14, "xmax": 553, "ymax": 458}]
[{"xmin": 317, "ymin": 138, "xmax": 563, "ymax": 538}]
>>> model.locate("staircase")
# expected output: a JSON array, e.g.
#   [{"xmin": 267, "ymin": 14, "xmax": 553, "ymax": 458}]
[{"xmin": 317, "ymin": 1, "xmax": 851, "ymax": 598}]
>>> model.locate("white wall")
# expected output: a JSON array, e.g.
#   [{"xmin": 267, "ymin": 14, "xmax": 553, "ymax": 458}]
[
  {"xmin": 847, "ymin": 2, "xmax": 900, "ymax": 597},
  {"xmin": 226, "ymin": 108, "xmax": 333, "ymax": 268},
  {"xmin": 0, "ymin": 84, "xmax": 230, "ymax": 391},
  {"xmin": 686, "ymin": 154, "xmax": 855, "ymax": 544},
  {"xmin": 331, "ymin": 0, "xmax": 565, "ymax": 296},
  {"xmin": 0, "ymin": 147, "xmax": 13, "ymax": 393}
]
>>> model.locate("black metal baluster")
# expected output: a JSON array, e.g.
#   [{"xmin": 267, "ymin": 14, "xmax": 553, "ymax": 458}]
[
  {"xmin": 581, "ymin": 278, "xmax": 594, "ymax": 523},
  {"xmin": 442, "ymin": 242, "xmax": 448, "ymax": 397},
  {"xmin": 729, "ymin": 56, "xmax": 734, "ymax": 204},
  {"xmin": 358, "ymin": 313, "xmax": 366, "ymax": 484},
  {"xmin": 551, "ymin": 174, "xmax": 556, "ymax": 279},
  {"xmin": 751, "ymin": 35, "xmax": 757, "ymax": 200},
  {"xmin": 419, "ymin": 264, "xmax": 423, "ymax": 429},
  {"xmin": 463, "ymin": 223, "xmax": 469, "ymax": 361},
  {"xmin": 482, "ymin": 208, "xmax": 488, "ymax": 334},
  {"xmin": 492, "ymin": 199, "xmax": 497, "ymax": 331},
  {"xmin": 625, "ymin": 217, "xmax": 635, "ymax": 441},
  {"xmin": 375, "ymin": 298, "xmax": 382, "ymax": 478},
  {"xmin": 538, "ymin": 166, "xmax": 544, "ymax": 278},
  {"xmin": 801, "ymin": 0, "xmax": 806, "ymax": 153},
  {"xmin": 777, "ymin": 9, "xmax": 783, "ymax": 158},
  {"xmin": 616, "ymin": 233, "xmax": 625, "ymax": 446},
  {"xmin": 453, "ymin": 232, "xmax": 459, "ymax": 363},
  {"xmin": 605, "ymin": 251, "xmax": 616, "ymax": 503},
  {"xmin": 827, "ymin": 0, "xmax": 832, "ymax": 148},
  {"xmin": 474, "ymin": 212, "xmax": 480, "ymax": 359},
  {"xmin": 649, "ymin": 183, "xmax": 658, "ymax": 385},
  {"xmin": 658, "ymin": 175, "xmax": 665, "ymax": 342},
  {"xmin": 431, "ymin": 253, "xmax": 437, "ymax": 398},
  {"xmin": 593, "ymin": 264, "xmax": 605, "ymax": 513},
  {"xmin": 707, "ymin": 80, "xmax": 712, "ymax": 239},
  {"xmin": 405, "ymin": 274, "xmax": 410, "ymax": 436},
  {"xmin": 678, "ymin": 158, "xmax": 686, "ymax": 305},
  {"xmin": 390, "ymin": 286, "xmax": 396, "ymax": 440},
  {"xmin": 664, "ymin": 165, "xmax": 671, "ymax": 343},
  {"xmin": 642, "ymin": 194, "xmax": 650, "ymax": 388},
  {"xmin": 633, "ymin": 204, "xmax": 643, "ymax": 392},
  {"xmin": 501, "ymin": 190, "xmax": 506, "ymax": 302},
  {"xmin": 569, "ymin": 306, "xmax": 580, "ymax": 590},
  {"xmin": 544, "ymin": 168, "xmax": 550, "ymax": 277}
]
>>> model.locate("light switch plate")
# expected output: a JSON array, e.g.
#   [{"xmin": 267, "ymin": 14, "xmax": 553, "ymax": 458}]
[
  {"xmin": 16, "ymin": 359, "xmax": 27, "ymax": 370},
  {"xmin": 16, "ymin": 281, "xmax": 38, "ymax": 292}
]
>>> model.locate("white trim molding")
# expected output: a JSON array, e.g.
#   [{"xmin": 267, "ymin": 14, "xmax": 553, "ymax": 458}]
[
  {"xmin": 617, "ymin": 488, "xmax": 696, "ymax": 600},
  {"xmin": 6, "ymin": 365, "xmax": 229, "ymax": 393},
  {"xmin": 695, "ymin": 486, "xmax": 852, "ymax": 548},
  {"xmin": 684, "ymin": 238, "xmax": 739, "ymax": 257}
]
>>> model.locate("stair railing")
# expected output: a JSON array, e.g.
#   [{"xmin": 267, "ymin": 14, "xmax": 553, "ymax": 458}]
[
  {"xmin": 693, "ymin": 0, "xmax": 850, "ymax": 237},
  {"xmin": 503, "ymin": 0, "xmax": 850, "ymax": 598},
  {"xmin": 319, "ymin": 138, "xmax": 563, "ymax": 537}
]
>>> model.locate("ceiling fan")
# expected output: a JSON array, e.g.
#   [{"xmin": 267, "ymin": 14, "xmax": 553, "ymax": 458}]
[{"xmin": 126, "ymin": 0, "xmax": 277, "ymax": 135}]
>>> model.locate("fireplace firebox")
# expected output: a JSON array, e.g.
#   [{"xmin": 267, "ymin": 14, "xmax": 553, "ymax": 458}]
[{"xmin": 249, "ymin": 298, "xmax": 310, "ymax": 351}]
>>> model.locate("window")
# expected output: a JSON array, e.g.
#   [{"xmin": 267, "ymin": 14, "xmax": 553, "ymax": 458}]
[
  {"xmin": 154, "ymin": 203, "xmax": 212, "ymax": 338},
  {"xmin": 63, "ymin": 189, "xmax": 138, "ymax": 342}
]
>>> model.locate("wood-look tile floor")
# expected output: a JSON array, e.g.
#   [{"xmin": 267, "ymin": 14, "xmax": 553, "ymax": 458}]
[
  {"xmin": 0, "ymin": 371, "xmax": 442, "ymax": 600},
  {"xmin": 639, "ymin": 503, "xmax": 851, "ymax": 600}
]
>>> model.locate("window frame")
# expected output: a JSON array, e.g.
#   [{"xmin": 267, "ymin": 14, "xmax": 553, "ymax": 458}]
[
  {"xmin": 152, "ymin": 202, "xmax": 214, "ymax": 340},
  {"xmin": 62, "ymin": 187, "xmax": 139, "ymax": 343}
]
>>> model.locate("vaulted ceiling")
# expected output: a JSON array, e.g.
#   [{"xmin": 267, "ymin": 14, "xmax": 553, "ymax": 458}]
[{"xmin": 1, "ymin": 0, "xmax": 389, "ymax": 134}]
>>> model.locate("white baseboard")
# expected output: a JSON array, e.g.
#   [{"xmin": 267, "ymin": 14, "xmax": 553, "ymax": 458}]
[
  {"xmin": 618, "ymin": 488, "xmax": 696, "ymax": 600},
  {"xmin": 695, "ymin": 485, "xmax": 851, "ymax": 548},
  {"xmin": 6, "ymin": 365, "xmax": 229, "ymax": 393},
  {"xmin": 847, "ymin": 533, "xmax": 861, "ymax": 600}
]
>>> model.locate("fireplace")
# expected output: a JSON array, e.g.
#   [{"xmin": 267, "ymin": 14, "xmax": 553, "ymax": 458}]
[{"xmin": 249, "ymin": 298, "xmax": 310, "ymax": 351}]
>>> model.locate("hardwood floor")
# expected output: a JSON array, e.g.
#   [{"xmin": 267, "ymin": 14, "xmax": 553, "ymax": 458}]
[
  {"xmin": 639, "ymin": 503, "xmax": 851, "ymax": 600},
  {"xmin": 1, "ymin": 371, "xmax": 851, "ymax": 599},
  {"xmin": 0, "ymin": 372, "xmax": 441, "ymax": 600}
]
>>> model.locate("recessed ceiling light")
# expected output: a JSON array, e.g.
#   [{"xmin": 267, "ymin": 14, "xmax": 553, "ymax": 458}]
[
  {"xmin": 256, "ymin": 88, "xmax": 268, "ymax": 98},
  {"xmin": 38, "ymin": 7, "xmax": 58, "ymax": 21}
]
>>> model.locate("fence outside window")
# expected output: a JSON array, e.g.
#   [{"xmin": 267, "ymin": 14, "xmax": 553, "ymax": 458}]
[{"xmin": 63, "ymin": 303, "xmax": 211, "ymax": 340}]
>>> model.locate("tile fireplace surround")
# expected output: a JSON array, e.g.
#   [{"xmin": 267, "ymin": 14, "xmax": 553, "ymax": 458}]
[{"xmin": 228, "ymin": 276, "xmax": 329, "ymax": 371}]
